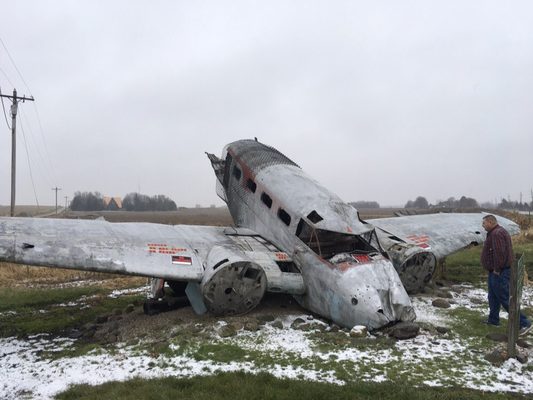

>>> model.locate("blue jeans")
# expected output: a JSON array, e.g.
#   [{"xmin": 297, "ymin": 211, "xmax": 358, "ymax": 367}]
[{"xmin": 488, "ymin": 268, "xmax": 531, "ymax": 329}]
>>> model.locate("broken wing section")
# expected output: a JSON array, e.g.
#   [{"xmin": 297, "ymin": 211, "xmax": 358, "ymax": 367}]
[
  {"xmin": 367, "ymin": 212, "xmax": 519, "ymax": 293},
  {"xmin": 368, "ymin": 212, "xmax": 519, "ymax": 259},
  {"xmin": 0, "ymin": 217, "xmax": 219, "ymax": 281}
]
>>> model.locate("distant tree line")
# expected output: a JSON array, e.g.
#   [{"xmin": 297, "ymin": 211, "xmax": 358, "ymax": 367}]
[
  {"xmin": 404, "ymin": 195, "xmax": 479, "ymax": 209},
  {"xmin": 70, "ymin": 191, "xmax": 105, "ymax": 211},
  {"xmin": 403, "ymin": 195, "xmax": 533, "ymax": 210},
  {"xmin": 404, "ymin": 196, "xmax": 430, "ymax": 209},
  {"xmin": 70, "ymin": 191, "xmax": 177, "ymax": 211},
  {"xmin": 122, "ymin": 192, "xmax": 177, "ymax": 211},
  {"xmin": 498, "ymin": 199, "xmax": 532, "ymax": 211},
  {"xmin": 435, "ymin": 196, "xmax": 479, "ymax": 209},
  {"xmin": 348, "ymin": 201, "xmax": 380, "ymax": 209}
]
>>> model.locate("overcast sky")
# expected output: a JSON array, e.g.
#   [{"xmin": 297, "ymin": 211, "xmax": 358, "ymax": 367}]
[{"xmin": 1, "ymin": 1, "xmax": 532, "ymax": 208}]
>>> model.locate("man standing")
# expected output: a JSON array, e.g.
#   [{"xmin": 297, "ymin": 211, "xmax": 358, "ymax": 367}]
[{"xmin": 481, "ymin": 214, "xmax": 531, "ymax": 335}]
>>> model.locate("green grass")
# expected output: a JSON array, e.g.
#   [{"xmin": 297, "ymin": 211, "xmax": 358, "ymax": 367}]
[
  {"xmin": 444, "ymin": 241, "xmax": 533, "ymax": 285},
  {"xmin": 55, "ymin": 372, "xmax": 528, "ymax": 400},
  {"xmin": 0, "ymin": 286, "xmax": 144, "ymax": 337},
  {"xmin": 0, "ymin": 286, "xmax": 104, "ymax": 311}
]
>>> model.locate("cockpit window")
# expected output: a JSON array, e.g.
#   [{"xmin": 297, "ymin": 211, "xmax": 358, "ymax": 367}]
[{"xmin": 296, "ymin": 218, "xmax": 377, "ymax": 259}]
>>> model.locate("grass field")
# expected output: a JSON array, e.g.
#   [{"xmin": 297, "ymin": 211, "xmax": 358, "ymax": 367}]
[{"xmin": 56, "ymin": 372, "xmax": 528, "ymax": 400}]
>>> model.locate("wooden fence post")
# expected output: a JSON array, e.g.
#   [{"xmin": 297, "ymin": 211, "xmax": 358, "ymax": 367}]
[{"xmin": 508, "ymin": 253, "xmax": 524, "ymax": 358}]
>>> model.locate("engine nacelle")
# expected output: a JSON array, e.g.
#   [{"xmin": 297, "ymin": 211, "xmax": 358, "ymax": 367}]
[
  {"xmin": 385, "ymin": 242, "xmax": 436, "ymax": 294},
  {"xmin": 200, "ymin": 245, "xmax": 267, "ymax": 315}
]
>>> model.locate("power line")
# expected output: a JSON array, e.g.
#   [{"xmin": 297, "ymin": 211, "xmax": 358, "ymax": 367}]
[
  {"xmin": 19, "ymin": 119, "xmax": 40, "ymax": 208},
  {"xmin": 30, "ymin": 104, "xmax": 57, "ymax": 180},
  {"xmin": 19, "ymin": 107, "xmax": 53, "ymax": 187},
  {"xmin": 0, "ymin": 37, "xmax": 33, "ymax": 96},
  {"xmin": 0, "ymin": 65, "xmax": 16, "ymax": 88},
  {"xmin": 0, "ymin": 87, "xmax": 11, "ymax": 129}
]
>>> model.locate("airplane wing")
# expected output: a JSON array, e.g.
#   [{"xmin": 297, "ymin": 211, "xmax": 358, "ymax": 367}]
[
  {"xmin": 0, "ymin": 217, "xmax": 304, "ymax": 296},
  {"xmin": 367, "ymin": 212, "xmax": 520, "ymax": 259}
]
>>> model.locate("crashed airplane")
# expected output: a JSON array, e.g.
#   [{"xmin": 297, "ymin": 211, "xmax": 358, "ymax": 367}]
[{"xmin": 0, "ymin": 139, "xmax": 520, "ymax": 330}]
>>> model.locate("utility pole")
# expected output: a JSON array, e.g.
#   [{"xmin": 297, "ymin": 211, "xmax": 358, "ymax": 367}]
[
  {"xmin": 0, "ymin": 88, "xmax": 35, "ymax": 216},
  {"xmin": 64, "ymin": 196, "xmax": 69, "ymax": 211},
  {"xmin": 52, "ymin": 187, "xmax": 61, "ymax": 215}
]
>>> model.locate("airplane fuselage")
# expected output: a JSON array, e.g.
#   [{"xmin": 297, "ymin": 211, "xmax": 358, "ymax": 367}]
[{"xmin": 213, "ymin": 140, "xmax": 414, "ymax": 329}]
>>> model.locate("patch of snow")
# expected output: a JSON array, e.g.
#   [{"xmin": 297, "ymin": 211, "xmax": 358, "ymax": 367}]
[
  {"xmin": 411, "ymin": 296, "xmax": 450, "ymax": 325},
  {"xmin": 108, "ymin": 286, "xmax": 150, "ymax": 298}
]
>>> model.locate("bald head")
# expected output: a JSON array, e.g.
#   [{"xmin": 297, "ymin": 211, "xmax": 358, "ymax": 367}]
[{"xmin": 482, "ymin": 214, "xmax": 498, "ymax": 232}]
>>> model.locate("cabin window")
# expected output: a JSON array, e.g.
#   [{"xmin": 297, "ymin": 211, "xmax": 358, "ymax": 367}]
[
  {"xmin": 232, "ymin": 165, "xmax": 242, "ymax": 180},
  {"xmin": 275, "ymin": 261, "xmax": 300, "ymax": 273},
  {"xmin": 277, "ymin": 208, "xmax": 291, "ymax": 226},
  {"xmin": 246, "ymin": 178, "xmax": 257, "ymax": 193},
  {"xmin": 307, "ymin": 210, "xmax": 323, "ymax": 224},
  {"xmin": 261, "ymin": 192, "xmax": 272, "ymax": 208}
]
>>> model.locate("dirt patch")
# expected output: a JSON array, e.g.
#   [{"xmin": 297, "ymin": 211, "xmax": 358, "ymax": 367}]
[{"xmin": 83, "ymin": 293, "xmax": 308, "ymax": 344}]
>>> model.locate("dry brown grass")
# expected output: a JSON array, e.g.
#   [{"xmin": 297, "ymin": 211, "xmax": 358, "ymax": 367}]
[
  {"xmin": 515, "ymin": 227, "xmax": 533, "ymax": 244},
  {"xmin": 0, "ymin": 262, "xmax": 146, "ymax": 288}
]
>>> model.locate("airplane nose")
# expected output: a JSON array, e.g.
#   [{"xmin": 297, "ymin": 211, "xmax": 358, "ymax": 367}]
[{"xmin": 339, "ymin": 260, "xmax": 414, "ymax": 329}]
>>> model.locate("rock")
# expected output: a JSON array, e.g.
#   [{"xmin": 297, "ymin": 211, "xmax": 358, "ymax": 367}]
[
  {"xmin": 435, "ymin": 290, "xmax": 453, "ymax": 299},
  {"xmin": 432, "ymin": 299, "xmax": 451, "ymax": 308},
  {"xmin": 306, "ymin": 315, "xmax": 314, "ymax": 321},
  {"xmin": 484, "ymin": 348, "xmax": 508, "ymax": 365},
  {"xmin": 290, "ymin": 318, "xmax": 306, "ymax": 329},
  {"xmin": 244, "ymin": 321, "xmax": 259, "ymax": 331},
  {"xmin": 516, "ymin": 353, "xmax": 528, "ymax": 364},
  {"xmin": 329, "ymin": 324, "xmax": 340, "ymax": 333},
  {"xmin": 218, "ymin": 325, "xmax": 237, "ymax": 338},
  {"xmin": 124, "ymin": 304, "xmax": 135, "ymax": 314},
  {"xmin": 517, "ymin": 339, "xmax": 530, "ymax": 348},
  {"xmin": 230, "ymin": 322, "xmax": 244, "ymax": 331},
  {"xmin": 257, "ymin": 314, "xmax": 275, "ymax": 322},
  {"xmin": 436, "ymin": 326, "xmax": 449, "ymax": 334},
  {"xmin": 296, "ymin": 321, "xmax": 325, "ymax": 332},
  {"xmin": 271, "ymin": 320, "xmax": 283, "ymax": 329},
  {"xmin": 349, "ymin": 325, "xmax": 367, "ymax": 338},
  {"xmin": 390, "ymin": 322, "xmax": 420, "ymax": 340},
  {"xmin": 486, "ymin": 333, "xmax": 507, "ymax": 342}
]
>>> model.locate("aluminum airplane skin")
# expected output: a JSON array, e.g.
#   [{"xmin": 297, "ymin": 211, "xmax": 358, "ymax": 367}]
[{"xmin": 0, "ymin": 139, "xmax": 520, "ymax": 330}]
